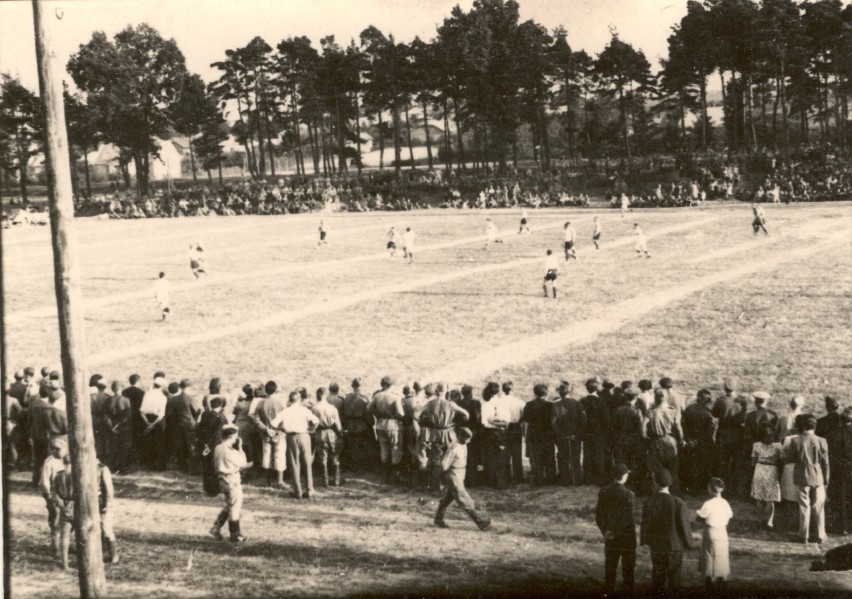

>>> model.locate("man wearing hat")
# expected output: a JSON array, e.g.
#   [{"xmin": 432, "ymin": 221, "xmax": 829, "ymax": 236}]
[
  {"xmin": 209, "ymin": 424, "xmax": 251, "ymax": 542},
  {"xmin": 785, "ymin": 414, "xmax": 830, "ymax": 543},
  {"xmin": 595, "ymin": 464, "xmax": 636, "ymax": 593},
  {"xmin": 817, "ymin": 396, "xmax": 845, "ymax": 534},
  {"xmin": 553, "ymin": 380, "xmax": 587, "ymax": 487},
  {"xmin": 713, "ymin": 379, "xmax": 743, "ymax": 486},
  {"xmin": 657, "ymin": 377, "xmax": 683, "ymax": 414},
  {"xmin": 433, "ymin": 427, "xmax": 491, "ymax": 531},
  {"xmin": 640, "ymin": 469, "xmax": 693, "ymax": 591},
  {"xmin": 39, "ymin": 436, "xmax": 67, "ymax": 557},
  {"xmin": 521, "ymin": 384, "xmax": 558, "ymax": 486},
  {"xmin": 342, "ymin": 378, "xmax": 372, "ymax": 473},
  {"xmin": 612, "ymin": 387, "xmax": 645, "ymax": 491},
  {"xmin": 420, "ymin": 384, "xmax": 470, "ymax": 491},
  {"xmin": 366, "ymin": 376, "xmax": 406, "ymax": 483},
  {"xmin": 139, "ymin": 375, "xmax": 168, "ymax": 471},
  {"xmin": 582, "ymin": 378, "xmax": 610, "ymax": 485},
  {"xmin": 681, "ymin": 389, "xmax": 716, "ymax": 495}
]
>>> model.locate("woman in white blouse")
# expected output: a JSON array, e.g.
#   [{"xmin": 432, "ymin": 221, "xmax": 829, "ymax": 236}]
[{"xmin": 696, "ymin": 477, "xmax": 734, "ymax": 591}]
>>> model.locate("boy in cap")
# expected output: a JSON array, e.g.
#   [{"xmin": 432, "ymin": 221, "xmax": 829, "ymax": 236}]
[
  {"xmin": 595, "ymin": 464, "xmax": 636, "ymax": 593},
  {"xmin": 210, "ymin": 424, "xmax": 251, "ymax": 542},
  {"xmin": 434, "ymin": 427, "xmax": 491, "ymax": 531},
  {"xmin": 153, "ymin": 272, "xmax": 171, "ymax": 321},
  {"xmin": 40, "ymin": 437, "xmax": 67, "ymax": 557}
]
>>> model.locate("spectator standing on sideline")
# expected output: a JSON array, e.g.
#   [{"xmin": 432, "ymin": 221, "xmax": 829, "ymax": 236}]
[
  {"xmin": 785, "ymin": 415, "xmax": 830, "ymax": 544},
  {"xmin": 640, "ymin": 469, "xmax": 693, "ymax": 592},
  {"xmin": 696, "ymin": 477, "xmax": 733, "ymax": 591},
  {"xmin": 209, "ymin": 425, "xmax": 250, "ymax": 542},
  {"xmin": 595, "ymin": 464, "xmax": 636, "ymax": 594}
]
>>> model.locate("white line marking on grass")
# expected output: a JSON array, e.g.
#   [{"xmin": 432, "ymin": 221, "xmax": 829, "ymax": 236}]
[
  {"xmin": 84, "ymin": 217, "xmax": 719, "ymax": 365},
  {"xmin": 6, "ymin": 214, "xmax": 607, "ymax": 324},
  {"xmin": 426, "ymin": 228, "xmax": 850, "ymax": 385}
]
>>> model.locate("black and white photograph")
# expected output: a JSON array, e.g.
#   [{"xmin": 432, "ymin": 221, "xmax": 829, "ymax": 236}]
[{"xmin": 1, "ymin": 0, "xmax": 851, "ymax": 597}]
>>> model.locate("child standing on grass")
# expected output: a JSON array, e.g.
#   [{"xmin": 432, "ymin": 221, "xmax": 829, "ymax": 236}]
[
  {"xmin": 434, "ymin": 427, "xmax": 491, "ymax": 531},
  {"xmin": 696, "ymin": 477, "xmax": 733, "ymax": 592}
]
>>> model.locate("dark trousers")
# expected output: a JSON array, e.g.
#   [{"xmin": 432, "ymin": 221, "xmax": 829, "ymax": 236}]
[
  {"xmin": 604, "ymin": 541, "xmax": 636, "ymax": 592},
  {"xmin": 507, "ymin": 426, "xmax": 524, "ymax": 483},
  {"xmin": 343, "ymin": 431, "xmax": 371, "ymax": 473},
  {"xmin": 142, "ymin": 418, "xmax": 167, "ymax": 470},
  {"xmin": 31, "ymin": 439, "xmax": 49, "ymax": 486},
  {"xmin": 169, "ymin": 424, "xmax": 194, "ymax": 471},
  {"xmin": 484, "ymin": 429, "xmax": 511, "ymax": 489},
  {"xmin": 528, "ymin": 437, "xmax": 557, "ymax": 486},
  {"xmin": 109, "ymin": 429, "xmax": 133, "ymax": 473},
  {"xmin": 715, "ymin": 438, "xmax": 738, "ymax": 483},
  {"xmin": 465, "ymin": 433, "xmax": 483, "ymax": 487},
  {"xmin": 583, "ymin": 436, "xmax": 608, "ymax": 485},
  {"xmin": 556, "ymin": 437, "xmax": 583, "ymax": 486},
  {"xmin": 615, "ymin": 441, "xmax": 643, "ymax": 491},
  {"xmin": 650, "ymin": 550, "xmax": 683, "ymax": 591},
  {"xmin": 681, "ymin": 441, "xmax": 712, "ymax": 495}
]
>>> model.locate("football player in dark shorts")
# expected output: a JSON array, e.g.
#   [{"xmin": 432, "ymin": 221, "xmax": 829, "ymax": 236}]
[{"xmin": 543, "ymin": 249, "xmax": 559, "ymax": 299}]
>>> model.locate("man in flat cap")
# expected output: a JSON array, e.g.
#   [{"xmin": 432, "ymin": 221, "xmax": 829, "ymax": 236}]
[
  {"xmin": 641, "ymin": 469, "xmax": 693, "ymax": 591},
  {"xmin": 209, "ymin": 425, "xmax": 251, "ymax": 542},
  {"xmin": 553, "ymin": 380, "xmax": 587, "ymax": 487},
  {"xmin": 342, "ymin": 378, "xmax": 372, "ymax": 473},
  {"xmin": 582, "ymin": 378, "xmax": 610, "ymax": 485},
  {"xmin": 596, "ymin": 464, "xmax": 636, "ymax": 593},
  {"xmin": 366, "ymin": 376, "xmax": 405, "ymax": 483},
  {"xmin": 434, "ymin": 427, "xmax": 491, "ymax": 531},
  {"xmin": 612, "ymin": 387, "xmax": 645, "ymax": 492},
  {"xmin": 817, "ymin": 396, "xmax": 845, "ymax": 534},
  {"xmin": 40, "ymin": 437, "xmax": 67, "ymax": 557}
]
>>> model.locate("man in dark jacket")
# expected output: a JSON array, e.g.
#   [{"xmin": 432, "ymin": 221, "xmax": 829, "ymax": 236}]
[
  {"xmin": 520, "ymin": 384, "xmax": 557, "ymax": 486},
  {"xmin": 712, "ymin": 379, "xmax": 742, "ymax": 484},
  {"xmin": 612, "ymin": 387, "xmax": 644, "ymax": 491},
  {"xmin": 681, "ymin": 389, "xmax": 716, "ymax": 495},
  {"xmin": 553, "ymin": 380, "xmax": 586, "ymax": 486},
  {"xmin": 640, "ymin": 468, "xmax": 693, "ymax": 591},
  {"xmin": 581, "ymin": 378, "xmax": 609, "ymax": 485},
  {"xmin": 166, "ymin": 379, "xmax": 201, "ymax": 472},
  {"xmin": 595, "ymin": 463, "xmax": 636, "ymax": 593},
  {"xmin": 817, "ymin": 396, "xmax": 844, "ymax": 534},
  {"xmin": 196, "ymin": 397, "xmax": 228, "ymax": 496}
]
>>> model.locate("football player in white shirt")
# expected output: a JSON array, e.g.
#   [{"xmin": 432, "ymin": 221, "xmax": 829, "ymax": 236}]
[
  {"xmin": 620, "ymin": 193, "xmax": 630, "ymax": 218},
  {"xmin": 189, "ymin": 242, "xmax": 207, "ymax": 279},
  {"xmin": 316, "ymin": 219, "xmax": 329, "ymax": 249},
  {"xmin": 518, "ymin": 208, "xmax": 530, "ymax": 234},
  {"xmin": 592, "ymin": 217, "xmax": 602, "ymax": 250},
  {"xmin": 633, "ymin": 223, "xmax": 650, "ymax": 258},
  {"xmin": 402, "ymin": 227, "xmax": 416, "ymax": 264},
  {"xmin": 543, "ymin": 249, "xmax": 559, "ymax": 299},
  {"xmin": 563, "ymin": 221, "xmax": 577, "ymax": 261},
  {"xmin": 153, "ymin": 272, "xmax": 172, "ymax": 320},
  {"xmin": 484, "ymin": 218, "xmax": 503, "ymax": 248},
  {"xmin": 386, "ymin": 227, "xmax": 400, "ymax": 257}
]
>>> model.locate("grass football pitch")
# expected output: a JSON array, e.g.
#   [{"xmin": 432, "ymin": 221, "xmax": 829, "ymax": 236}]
[{"xmin": 3, "ymin": 203, "xmax": 852, "ymax": 597}]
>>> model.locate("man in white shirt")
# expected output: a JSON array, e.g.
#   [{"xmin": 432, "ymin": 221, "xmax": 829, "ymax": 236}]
[
  {"xmin": 209, "ymin": 425, "xmax": 251, "ymax": 542},
  {"xmin": 483, "ymin": 382, "xmax": 526, "ymax": 486},
  {"xmin": 543, "ymin": 249, "xmax": 559, "ymax": 299},
  {"xmin": 563, "ymin": 221, "xmax": 577, "ymax": 261},
  {"xmin": 140, "ymin": 376, "xmax": 168, "ymax": 470},
  {"xmin": 153, "ymin": 272, "xmax": 171, "ymax": 321},
  {"xmin": 272, "ymin": 392, "xmax": 319, "ymax": 498},
  {"xmin": 401, "ymin": 227, "xmax": 416, "ymax": 264},
  {"xmin": 633, "ymin": 223, "xmax": 650, "ymax": 258},
  {"xmin": 484, "ymin": 218, "xmax": 503, "ymax": 248}
]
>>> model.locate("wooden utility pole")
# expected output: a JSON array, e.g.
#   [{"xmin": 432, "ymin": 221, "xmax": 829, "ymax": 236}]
[{"xmin": 31, "ymin": 1, "xmax": 106, "ymax": 596}]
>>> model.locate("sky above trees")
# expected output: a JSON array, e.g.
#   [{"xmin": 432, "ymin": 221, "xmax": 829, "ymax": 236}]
[{"xmin": 0, "ymin": 0, "xmax": 686, "ymax": 90}]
